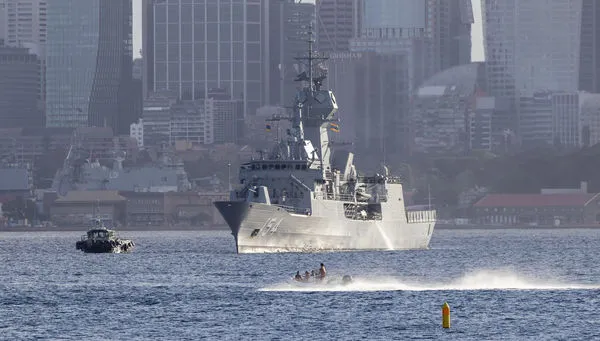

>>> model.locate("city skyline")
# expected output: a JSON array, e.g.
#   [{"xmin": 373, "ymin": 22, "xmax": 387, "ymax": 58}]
[
  {"xmin": 130, "ymin": 0, "xmax": 485, "ymax": 62},
  {"xmin": 45, "ymin": 0, "xmax": 133, "ymax": 133}
]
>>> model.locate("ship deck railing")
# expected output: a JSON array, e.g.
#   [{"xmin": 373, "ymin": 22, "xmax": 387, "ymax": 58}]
[
  {"xmin": 313, "ymin": 193, "xmax": 388, "ymax": 202},
  {"xmin": 407, "ymin": 210, "xmax": 437, "ymax": 223}
]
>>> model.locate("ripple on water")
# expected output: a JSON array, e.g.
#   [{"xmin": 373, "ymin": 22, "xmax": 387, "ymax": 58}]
[{"xmin": 1, "ymin": 229, "xmax": 600, "ymax": 340}]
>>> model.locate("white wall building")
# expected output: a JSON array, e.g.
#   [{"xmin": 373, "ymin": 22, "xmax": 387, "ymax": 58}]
[
  {"xmin": 519, "ymin": 91, "xmax": 581, "ymax": 148},
  {"xmin": 130, "ymin": 119, "xmax": 144, "ymax": 148},
  {"xmin": 143, "ymin": 90, "xmax": 241, "ymax": 148},
  {"xmin": 169, "ymin": 100, "xmax": 215, "ymax": 146},
  {"xmin": 553, "ymin": 92, "xmax": 580, "ymax": 147},
  {"xmin": 470, "ymin": 96, "xmax": 494, "ymax": 151},
  {"xmin": 579, "ymin": 92, "xmax": 600, "ymax": 146}
]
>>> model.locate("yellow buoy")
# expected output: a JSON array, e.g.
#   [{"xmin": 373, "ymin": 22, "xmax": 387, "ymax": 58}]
[{"xmin": 442, "ymin": 302, "xmax": 450, "ymax": 328}]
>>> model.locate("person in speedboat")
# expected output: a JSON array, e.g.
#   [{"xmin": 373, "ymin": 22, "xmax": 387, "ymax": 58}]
[
  {"xmin": 294, "ymin": 271, "xmax": 302, "ymax": 281},
  {"xmin": 319, "ymin": 263, "xmax": 326, "ymax": 280},
  {"xmin": 303, "ymin": 271, "xmax": 311, "ymax": 281}
]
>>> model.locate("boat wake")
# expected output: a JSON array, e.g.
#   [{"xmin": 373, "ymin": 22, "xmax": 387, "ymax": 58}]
[{"xmin": 258, "ymin": 269, "xmax": 600, "ymax": 292}]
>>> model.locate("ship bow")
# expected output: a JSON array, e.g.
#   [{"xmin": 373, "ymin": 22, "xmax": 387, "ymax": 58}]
[{"xmin": 214, "ymin": 201, "xmax": 249, "ymax": 237}]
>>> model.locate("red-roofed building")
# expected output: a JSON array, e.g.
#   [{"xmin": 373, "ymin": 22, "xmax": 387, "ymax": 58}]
[{"xmin": 473, "ymin": 193, "xmax": 600, "ymax": 226}]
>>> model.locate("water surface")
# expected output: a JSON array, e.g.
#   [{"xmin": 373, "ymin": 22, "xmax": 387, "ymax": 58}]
[{"xmin": 1, "ymin": 228, "xmax": 599, "ymax": 340}]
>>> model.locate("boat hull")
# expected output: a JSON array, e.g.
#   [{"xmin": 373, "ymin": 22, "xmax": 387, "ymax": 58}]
[
  {"xmin": 215, "ymin": 201, "xmax": 435, "ymax": 254},
  {"xmin": 75, "ymin": 240, "xmax": 135, "ymax": 253}
]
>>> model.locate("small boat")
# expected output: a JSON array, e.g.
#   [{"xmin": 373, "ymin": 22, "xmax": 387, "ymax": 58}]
[
  {"xmin": 75, "ymin": 218, "xmax": 135, "ymax": 253},
  {"xmin": 292, "ymin": 273, "xmax": 353, "ymax": 286}
]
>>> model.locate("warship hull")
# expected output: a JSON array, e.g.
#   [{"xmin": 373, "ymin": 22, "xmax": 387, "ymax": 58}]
[{"xmin": 215, "ymin": 201, "xmax": 435, "ymax": 254}]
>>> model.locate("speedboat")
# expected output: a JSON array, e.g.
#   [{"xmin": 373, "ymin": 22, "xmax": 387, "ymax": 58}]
[{"xmin": 291, "ymin": 274, "xmax": 353, "ymax": 286}]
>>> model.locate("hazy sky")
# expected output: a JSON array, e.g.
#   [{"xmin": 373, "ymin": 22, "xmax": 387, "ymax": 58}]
[{"xmin": 131, "ymin": 0, "xmax": 484, "ymax": 61}]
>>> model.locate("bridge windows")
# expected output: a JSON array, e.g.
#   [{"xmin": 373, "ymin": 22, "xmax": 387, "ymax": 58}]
[{"xmin": 250, "ymin": 163, "xmax": 308, "ymax": 171}]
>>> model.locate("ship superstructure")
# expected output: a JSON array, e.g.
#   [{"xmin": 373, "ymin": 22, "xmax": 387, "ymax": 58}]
[{"xmin": 214, "ymin": 32, "xmax": 436, "ymax": 253}]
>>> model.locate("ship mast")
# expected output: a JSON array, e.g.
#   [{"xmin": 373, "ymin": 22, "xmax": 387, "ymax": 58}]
[
  {"xmin": 294, "ymin": 28, "xmax": 328, "ymax": 101},
  {"xmin": 293, "ymin": 26, "xmax": 329, "ymax": 165},
  {"xmin": 308, "ymin": 30, "xmax": 314, "ymax": 98}
]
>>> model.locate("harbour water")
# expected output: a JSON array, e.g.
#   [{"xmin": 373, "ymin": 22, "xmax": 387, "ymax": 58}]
[{"xmin": 1, "ymin": 228, "xmax": 599, "ymax": 340}]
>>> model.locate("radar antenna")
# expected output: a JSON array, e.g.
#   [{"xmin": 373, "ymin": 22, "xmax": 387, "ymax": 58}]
[{"xmin": 294, "ymin": 26, "xmax": 329, "ymax": 95}]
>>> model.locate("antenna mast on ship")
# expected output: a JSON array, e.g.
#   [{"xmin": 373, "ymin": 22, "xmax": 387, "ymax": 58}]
[
  {"xmin": 292, "ymin": 25, "xmax": 329, "ymax": 164},
  {"xmin": 295, "ymin": 26, "xmax": 329, "ymax": 92}
]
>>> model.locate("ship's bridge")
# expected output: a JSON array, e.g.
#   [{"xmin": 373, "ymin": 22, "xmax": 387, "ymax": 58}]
[
  {"xmin": 238, "ymin": 159, "xmax": 322, "ymax": 188},
  {"xmin": 240, "ymin": 160, "xmax": 310, "ymax": 172}
]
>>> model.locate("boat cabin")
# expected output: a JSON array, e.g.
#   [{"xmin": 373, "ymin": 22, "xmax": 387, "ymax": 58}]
[{"xmin": 86, "ymin": 228, "xmax": 115, "ymax": 240}]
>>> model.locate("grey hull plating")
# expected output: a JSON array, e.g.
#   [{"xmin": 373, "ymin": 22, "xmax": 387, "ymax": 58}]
[{"xmin": 215, "ymin": 201, "xmax": 434, "ymax": 254}]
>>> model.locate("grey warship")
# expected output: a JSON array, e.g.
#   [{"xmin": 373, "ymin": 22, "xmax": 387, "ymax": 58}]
[{"xmin": 214, "ymin": 33, "xmax": 436, "ymax": 254}]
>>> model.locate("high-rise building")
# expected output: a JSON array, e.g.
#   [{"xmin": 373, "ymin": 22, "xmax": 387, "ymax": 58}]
[
  {"xmin": 336, "ymin": 0, "xmax": 436, "ymax": 161},
  {"xmin": 362, "ymin": 0, "xmax": 427, "ymax": 30},
  {"xmin": 1, "ymin": 0, "xmax": 46, "ymax": 51},
  {"xmin": 482, "ymin": 0, "xmax": 582, "ymax": 99},
  {"xmin": 432, "ymin": 0, "xmax": 473, "ymax": 72},
  {"xmin": 469, "ymin": 97, "xmax": 494, "ymax": 152},
  {"xmin": 326, "ymin": 0, "xmax": 473, "ymax": 160},
  {"xmin": 359, "ymin": 0, "xmax": 472, "ymax": 73},
  {"xmin": 147, "ymin": 0, "xmax": 267, "ymax": 117},
  {"xmin": 552, "ymin": 92, "xmax": 580, "ymax": 147},
  {"xmin": 579, "ymin": 0, "xmax": 600, "ymax": 93},
  {"xmin": 0, "ymin": 46, "xmax": 42, "ymax": 128},
  {"xmin": 142, "ymin": 90, "xmax": 177, "ymax": 148},
  {"xmin": 45, "ymin": 0, "xmax": 133, "ymax": 134},
  {"xmin": 141, "ymin": 0, "xmax": 154, "ymax": 99},
  {"xmin": 482, "ymin": 0, "xmax": 584, "ymax": 148},
  {"xmin": 207, "ymin": 88, "xmax": 243, "ymax": 144},
  {"xmin": 579, "ymin": 93, "xmax": 600, "ymax": 147},
  {"xmin": 268, "ymin": 0, "xmax": 315, "ymax": 106},
  {"xmin": 142, "ymin": 89, "xmax": 242, "ymax": 148},
  {"xmin": 1, "ymin": 0, "xmax": 47, "ymax": 107},
  {"xmin": 519, "ymin": 91, "xmax": 580, "ymax": 148},
  {"xmin": 0, "ymin": 2, "xmax": 5, "ymax": 46},
  {"xmin": 411, "ymin": 62, "xmax": 485, "ymax": 155},
  {"xmin": 327, "ymin": 51, "xmax": 413, "ymax": 168},
  {"xmin": 316, "ymin": 0, "xmax": 360, "ymax": 53},
  {"xmin": 132, "ymin": 58, "xmax": 144, "ymax": 125}
]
